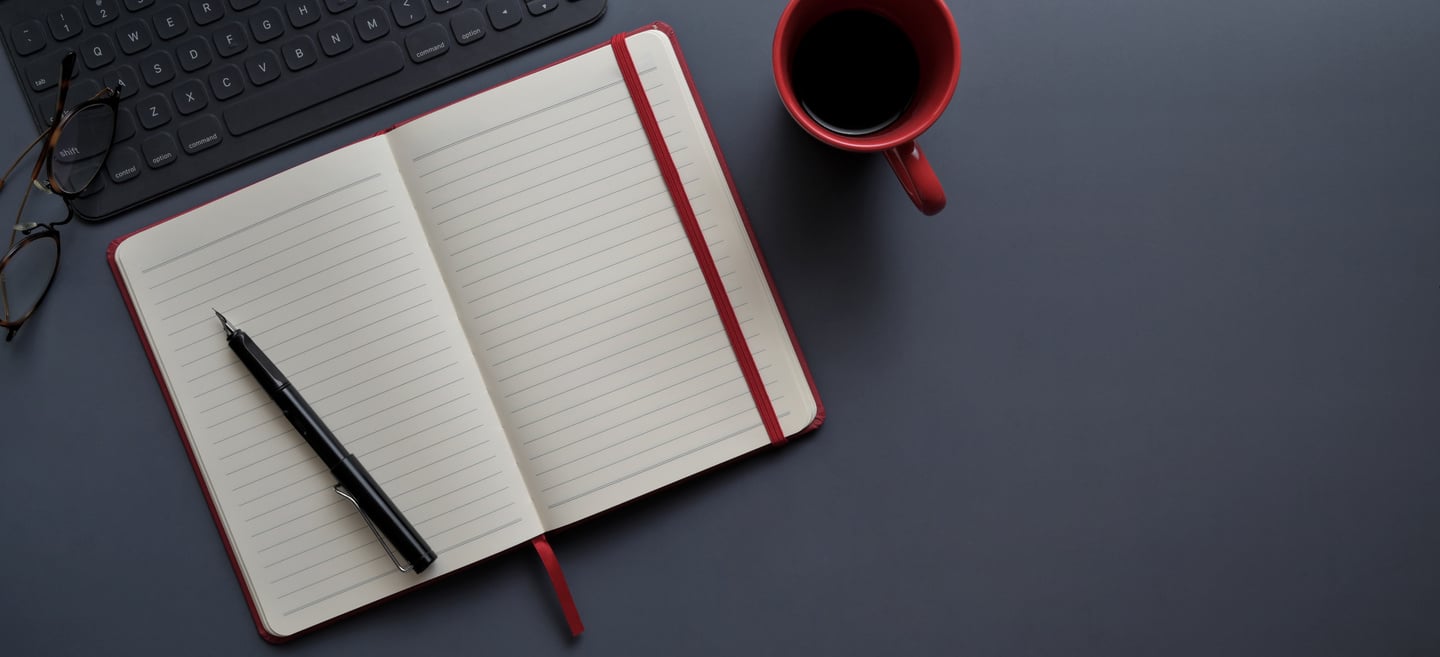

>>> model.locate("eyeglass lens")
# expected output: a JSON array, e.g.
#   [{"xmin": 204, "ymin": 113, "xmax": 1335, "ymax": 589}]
[
  {"xmin": 0, "ymin": 232, "xmax": 59, "ymax": 329},
  {"xmin": 50, "ymin": 103, "xmax": 116, "ymax": 195}
]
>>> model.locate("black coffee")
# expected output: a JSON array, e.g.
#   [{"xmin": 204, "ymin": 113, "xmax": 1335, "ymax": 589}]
[{"xmin": 790, "ymin": 10, "xmax": 920, "ymax": 136}]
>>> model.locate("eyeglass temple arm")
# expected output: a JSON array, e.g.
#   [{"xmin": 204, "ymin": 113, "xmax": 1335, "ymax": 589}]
[
  {"xmin": 50, "ymin": 52, "xmax": 77, "ymax": 125},
  {"xmin": 2, "ymin": 53, "xmax": 75, "ymax": 194},
  {"xmin": 0, "ymin": 132, "xmax": 48, "ymax": 193},
  {"xmin": 36, "ymin": 54, "xmax": 82, "ymax": 194}
]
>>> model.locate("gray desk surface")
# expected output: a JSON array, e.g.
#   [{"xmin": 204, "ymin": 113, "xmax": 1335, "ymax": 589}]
[{"xmin": 3, "ymin": 1, "xmax": 1439, "ymax": 655}]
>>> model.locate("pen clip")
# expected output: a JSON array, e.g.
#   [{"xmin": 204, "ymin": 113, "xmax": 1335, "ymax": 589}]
[{"xmin": 334, "ymin": 485, "xmax": 412, "ymax": 573}]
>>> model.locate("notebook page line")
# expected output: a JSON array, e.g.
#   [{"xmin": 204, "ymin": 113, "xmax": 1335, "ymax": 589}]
[{"xmin": 136, "ymin": 174, "xmax": 381, "ymax": 275}]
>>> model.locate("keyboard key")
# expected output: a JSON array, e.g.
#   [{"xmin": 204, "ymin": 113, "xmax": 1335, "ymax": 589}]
[
  {"xmin": 354, "ymin": 7, "xmax": 390, "ymax": 42},
  {"xmin": 210, "ymin": 64, "xmax": 244, "ymax": 99},
  {"xmin": 86, "ymin": 0, "xmax": 121, "ymax": 27},
  {"xmin": 82, "ymin": 35, "xmax": 117, "ymax": 69},
  {"xmin": 114, "ymin": 107, "xmax": 138, "ymax": 141},
  {"xmin": 154, "ymin": 6, "xmax": 188, "ymax": 40},
  {"xmin": 326, "ymin": 0, "xmax": 358, "ymax": 13},
  {"xmin": 126, "ymin": 0, "xmax": 156, "ymax": 11},
  {"xmin": 191, "ymin": 0, "xmax": 225, "ymax": 26},
  {"xmin": 69, "ymin": 79, "xmax": 101, "ymax": 102},
  {"xmin": 179, "ymin": 116, "xmax": 224, "ymax": 153},
  {"xmin": 283, "ymin": 36, "xmax": 317, "ymax": 70},
  {"xmin": 211, "ymin": 22, "xmax": 247, "ymax": 57},
  {"xmin": 319, "ymin": 23, "xmax": 354, "ymax": 57},
  {"xmin": 35, "ymin": 95, "xmax": 60, "ymax": 124},
  {"xmin": 287, "ymin": 0, "xmax": 322, "ymax": 28},
  {"xmin": 526, "ymin": 0, "xmax": 556, "ymax": 16},
  {"xmin": 137, "ymin": 93, "xmax": 172, "ymax": 128},
  {"xmin": 450, "ymin": 10, "xmax": 484, "ymax": 45},
  {"xmin": 431, "ymin": 0, "xmax": 462, "ymax": 12},
  {"xmin": 487, "ymin": 0, "xmax": 522, "ymax": 31},
  {"xmin": 391, "ymin": 0, "xmax": 424, "ymax": 28},
  {"xmin": 53, "ymin": 121, "xmax": 108, "ymax": 164},
  {"xmin": 25, "ymin": 49, "xmax": 76, "ymax": 92},
  {"xmin": 141, "ymin": 50, "xmax": 176, "ymax": 86},
  {"xmin": 229, "ymin": 0, "xmax": 260, "ymax": 10},
  {"xmin": 142, "ymin": 132, "xmax": 179, "ymax": 168},
  {"xmin": 11, "ymin": 21, "xmax": 46, "ymax": 56},
  {"xmin": 177, "ymin": 37, "xmax": 213, "ymax": 72},
  {"xmin": 244, "ymin": 50, "xmax": 281, "ymax": 85},
  {"xmin": 224, "ymin": 42, "xmax": 404, "ymax": 135},
  {"xmin": 250, "ymin": 8, "xmax": 284, "ymax": 43},
  {"xmin": 104, "ymin": 65, "xmax": 139, "ymax": 98},
  {"xmin": 173, "ymin": 79, "xmax": 208, "ymax": 114},
  {"xmin": 404, "ymin": 24, "xmax": 448, "ymax": 63},
  {"xmin": 116, "ymin": 20, "xmax": 152, "ymax": 55},
  {"xmin": 108, "ymin": 147, "xmax": 143, "ymax": 183},
  {"xmin": 49, "ymin": 7, "xmax": 85, "ymax": 41}
]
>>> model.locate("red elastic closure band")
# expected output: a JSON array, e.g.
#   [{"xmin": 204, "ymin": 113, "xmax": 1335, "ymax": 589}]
[
  {"xmin": 610, "ymin": 33, "xmax": 786, "ymax": 446},
  {"xmin": 532, "ymin": 535, "xmax": 584, "ymax": 637}
]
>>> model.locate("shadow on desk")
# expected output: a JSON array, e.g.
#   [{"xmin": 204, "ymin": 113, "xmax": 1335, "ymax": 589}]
[{"xmin": 743, "ymin": 109, "xmax": 899, "ymax": 325}]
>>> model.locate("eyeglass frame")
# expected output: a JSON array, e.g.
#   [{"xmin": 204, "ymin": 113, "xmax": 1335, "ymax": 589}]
[{"xmin": 0, "ymin": 51, "xmax": 119, "ymax": 341}]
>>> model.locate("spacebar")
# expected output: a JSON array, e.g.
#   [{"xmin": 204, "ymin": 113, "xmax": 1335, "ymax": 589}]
[{"xmin": 223, "ymin": 44, "xmax": 406, "ymax": 136}]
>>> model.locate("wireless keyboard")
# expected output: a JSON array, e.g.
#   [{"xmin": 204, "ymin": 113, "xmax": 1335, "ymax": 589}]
[{"xmin": 0, "ymin": 0, "xmax": 607, "ymax": 221}]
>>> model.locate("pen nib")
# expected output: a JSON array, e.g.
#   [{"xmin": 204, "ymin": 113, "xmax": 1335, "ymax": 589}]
[{"xmin": 214, "ymin": 309, "xmax": 236, "ymax": 337}]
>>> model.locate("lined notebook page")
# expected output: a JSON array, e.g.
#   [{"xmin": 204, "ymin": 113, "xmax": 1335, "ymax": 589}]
[
  {"xmin": 387, "ymin": 31, "xmax": 818, "ymax": 529},
  {"xmin": 111, "ymin": 139, "xmax": 541, "ymax": 638}
]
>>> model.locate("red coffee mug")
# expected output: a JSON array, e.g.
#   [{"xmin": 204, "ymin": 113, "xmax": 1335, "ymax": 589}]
[{"xmin": 773, "ymin": 0, "xmax": 962, "ymax": 216}]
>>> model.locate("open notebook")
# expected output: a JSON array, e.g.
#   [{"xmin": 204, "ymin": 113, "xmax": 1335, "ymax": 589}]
[{"xmin": 109, "ymin": 25, "xmax": 822, "ymax": 641}]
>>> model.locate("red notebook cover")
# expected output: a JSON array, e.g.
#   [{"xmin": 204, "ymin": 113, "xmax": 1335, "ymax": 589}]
[{"xmin": 108, "ymin": 23, "xmax": 824, "ymax": 642}]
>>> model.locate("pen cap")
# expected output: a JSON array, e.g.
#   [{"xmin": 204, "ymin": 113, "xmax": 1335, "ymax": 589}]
[
  {"xmin": 334, "ymin": 454, "xmax": 437, "ymax": 573},
  {"xmin": 227, "ymin": 331, "xmax": 289, "ymax": 393}
]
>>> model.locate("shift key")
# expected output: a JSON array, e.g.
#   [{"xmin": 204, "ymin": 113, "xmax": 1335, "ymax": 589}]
[
  {"xmin": 405, "ymin": 24, "xmax": 449, "ymax": 63},
  {"xmin": 223, "ymin": 43, "xmax": 405, "ymax": 135}
]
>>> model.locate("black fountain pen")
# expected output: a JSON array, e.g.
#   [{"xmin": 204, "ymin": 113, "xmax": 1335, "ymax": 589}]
[{"xmin": 216, "ymin": 310, "xmax": 437, "ymax": 574}]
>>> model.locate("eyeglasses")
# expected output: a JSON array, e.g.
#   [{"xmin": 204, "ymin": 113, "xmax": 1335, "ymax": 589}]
[{"xmin": 0, "ymin": 51, "xmax": 118, "ymax": 342}]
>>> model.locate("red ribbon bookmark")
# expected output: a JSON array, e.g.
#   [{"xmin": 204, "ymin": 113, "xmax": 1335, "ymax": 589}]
[
  {"xmin": 609, "ymin": 33, "xmax": 786, "ymax": 446},
  {"xmin": 532, "ymin": 536, "xmax": 584, "ymax": 636}
]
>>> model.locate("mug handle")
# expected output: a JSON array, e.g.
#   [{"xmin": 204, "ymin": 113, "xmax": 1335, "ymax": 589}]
[{"xmin": 883, "ymin": 141, "xmax": 946, "ymax": 216}]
